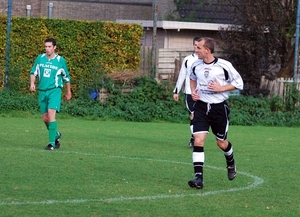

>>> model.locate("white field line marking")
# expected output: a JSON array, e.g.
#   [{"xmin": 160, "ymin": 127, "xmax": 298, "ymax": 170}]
[{"xmin": 0, "ymin": 148, "xmax": 264, "ymax": 206}]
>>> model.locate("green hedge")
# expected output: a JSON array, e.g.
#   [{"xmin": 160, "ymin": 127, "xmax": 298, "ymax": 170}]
[
  {"xmin": 0, "ymin": 76, "xmax": 189, "ymax": 123},
  {"xmin": 0, "ymin": 16, "xmax": 144, "ymax": 97}
]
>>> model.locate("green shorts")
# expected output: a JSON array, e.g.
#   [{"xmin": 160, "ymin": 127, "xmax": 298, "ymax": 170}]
[{"xmin": 38, "ymin": 88, "xmax": 62, "ymax": 114}]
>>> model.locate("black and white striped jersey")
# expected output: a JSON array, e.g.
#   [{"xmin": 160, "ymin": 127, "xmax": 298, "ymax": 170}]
[
  {"xmin": 173, "ymin": 53, "xmax": 199, "ymax": 95},
  {"xmin": 190, "ymin": 57, "xmax": 243, "ymax": 104}
]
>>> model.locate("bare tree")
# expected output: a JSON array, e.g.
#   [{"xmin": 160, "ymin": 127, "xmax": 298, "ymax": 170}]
[
  {"xmin": 172, "ymin": 0, "xmax": 297, "ymax": 95},
  {"xmin": 218, "ymin": 0, "xmax": 297, "ymax": 95}
]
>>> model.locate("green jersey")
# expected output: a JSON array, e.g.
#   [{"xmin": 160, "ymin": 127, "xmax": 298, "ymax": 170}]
[{"xmin": 30, "ymin": 54, "xmax": 71, "ymax": 91}]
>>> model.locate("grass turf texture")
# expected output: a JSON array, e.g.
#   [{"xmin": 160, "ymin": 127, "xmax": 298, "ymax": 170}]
[{"xmin": 0, "ymin": 116, "xmax": 299, "ymax": 217}]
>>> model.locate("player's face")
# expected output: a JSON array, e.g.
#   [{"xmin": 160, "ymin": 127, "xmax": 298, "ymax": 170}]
[
  {"xmin": 45, "ymin": 42, "xmax": 56, "ymax": 58},
  {"xmin": 195, "ymin": 40, "xmax": 207, "ymax": 59},
  {"xmin": 193, "ymin": 41, "xmax": 199, "ymax": 52}
]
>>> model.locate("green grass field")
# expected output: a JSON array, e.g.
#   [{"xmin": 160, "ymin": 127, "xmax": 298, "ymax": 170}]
[{"xmin": 0, "ymin": 116, "xmax": 299, "ymax": 217}]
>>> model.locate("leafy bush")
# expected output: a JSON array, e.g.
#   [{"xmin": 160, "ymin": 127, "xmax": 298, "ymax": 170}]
[
  {"xmin": 0, "ymin": 89, "xmax": 38, "ymax": 113},
  {"xmin": 57, "ymin": 76, "xmax": 188, "ymax": 123},
  {"xmin": 227, "ymin": 87, "xmax": 300, "ymax": 126},
  {"xmin": 1, "ymin": 77, "xmax": 300, "ymax": 126}
]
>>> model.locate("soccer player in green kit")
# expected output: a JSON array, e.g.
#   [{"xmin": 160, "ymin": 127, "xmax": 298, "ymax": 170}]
[{"xmin": 30, "ymin": 38, "xmax": 72, "ymax": 150}]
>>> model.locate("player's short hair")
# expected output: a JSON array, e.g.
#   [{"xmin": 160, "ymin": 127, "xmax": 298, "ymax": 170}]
[
  {"xmin": 199, "ymin": 37, "xmax": 214, "ymax": 54},
  {"xmin": 44, "ymin": 38, "xmax": 56, "ymax": 46},
  {"xmin": 193, "ymin": 36, "xmax": 202, "ymax": 43}
]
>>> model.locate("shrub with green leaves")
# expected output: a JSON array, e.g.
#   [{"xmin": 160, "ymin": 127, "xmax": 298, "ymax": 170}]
[
  {"xmin": 1, "ymin": 77, "xmax": 300, "ymax": 126},
  {"xmin": 0, "ymin": 89, "xmax": 38, "ymax": 113}
]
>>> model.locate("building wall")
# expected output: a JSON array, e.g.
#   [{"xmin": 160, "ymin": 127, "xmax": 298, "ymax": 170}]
[
  {"xmin": 0, "ymin": 0, "xmax": 176, "ymax": 21},
  {"xmin": 142, "ymin": 28, "xmax": 221, "ymax": 50}
]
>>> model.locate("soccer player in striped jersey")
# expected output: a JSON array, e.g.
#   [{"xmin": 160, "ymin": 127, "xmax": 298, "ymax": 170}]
[
  {"xmin": 173, "ymin": 36, "xmax": 201, "ymax": 148},
  {"xmin": 188, "ymin": 37, "xmax": 243, "ymax": 189}
]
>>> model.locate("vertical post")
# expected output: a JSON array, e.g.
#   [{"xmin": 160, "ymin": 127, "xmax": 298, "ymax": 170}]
[
  {"xmin": 48, "ymin": 2, "xmax": 53, "ymax": 18},
  {"xmin": 293, "ymin": 0, "xmax": 300, "ymax": 82},
  {"xmin": 151, "ymin": 0, "xmax": 158, "ymax": 78},
  {"xmin": 4, "ymin": 0, "xmax": 12, "ymax": 89},
  {"xmin": 26, "ymin": 5, "xmax": 31, "ymax": 17}
]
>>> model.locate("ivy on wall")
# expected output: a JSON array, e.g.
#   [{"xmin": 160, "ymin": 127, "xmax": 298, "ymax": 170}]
[{"xmin": 0, "ymin": 16, "xmax": 144, "ymax": 97}]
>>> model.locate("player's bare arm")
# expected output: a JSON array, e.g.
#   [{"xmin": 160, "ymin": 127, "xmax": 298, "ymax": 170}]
[
  {"xmin": 190, "ymin": 79, "xmax": 200, "ymax": 101},
  {"xmin": 65, "ymin": 82, "xmax": 72, "ymax": 101},
  {"xmin": 30, "ymin": 75, "xmax": 36, "ymax": 92}
]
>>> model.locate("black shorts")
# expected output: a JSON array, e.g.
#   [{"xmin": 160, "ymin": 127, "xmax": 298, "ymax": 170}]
[
  {"xmin": 185, "ymin": 94, "xmax": 195, "ymax": 114},
  {"xmin": 193, "ymin": 100, "xmax": 230, "ymax": 140}
]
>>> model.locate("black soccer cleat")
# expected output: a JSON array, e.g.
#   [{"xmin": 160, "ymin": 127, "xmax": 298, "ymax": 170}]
[
  {"xmin": 227, "ymin": 165, "xmax": 237, "ymax": 181},
  {"xmin": 188, "ymin": 176, "xmax": 204, "ymax": 189},
  {"xmin": 45, "ymin": 144, "xmax": 55, "ymax": 151},
  {"xmin": 189, "ymin": 138, "xmax": 194, "ymax": 148},
  {"xmin": 55, "ymin": 132, "xmax": 61, "ymax": 149}
]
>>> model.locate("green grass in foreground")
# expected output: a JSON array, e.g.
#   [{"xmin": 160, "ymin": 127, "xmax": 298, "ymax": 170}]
[{"xmin": 0, "ymin": 116, "xmax": 300, "ymax": 217}]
